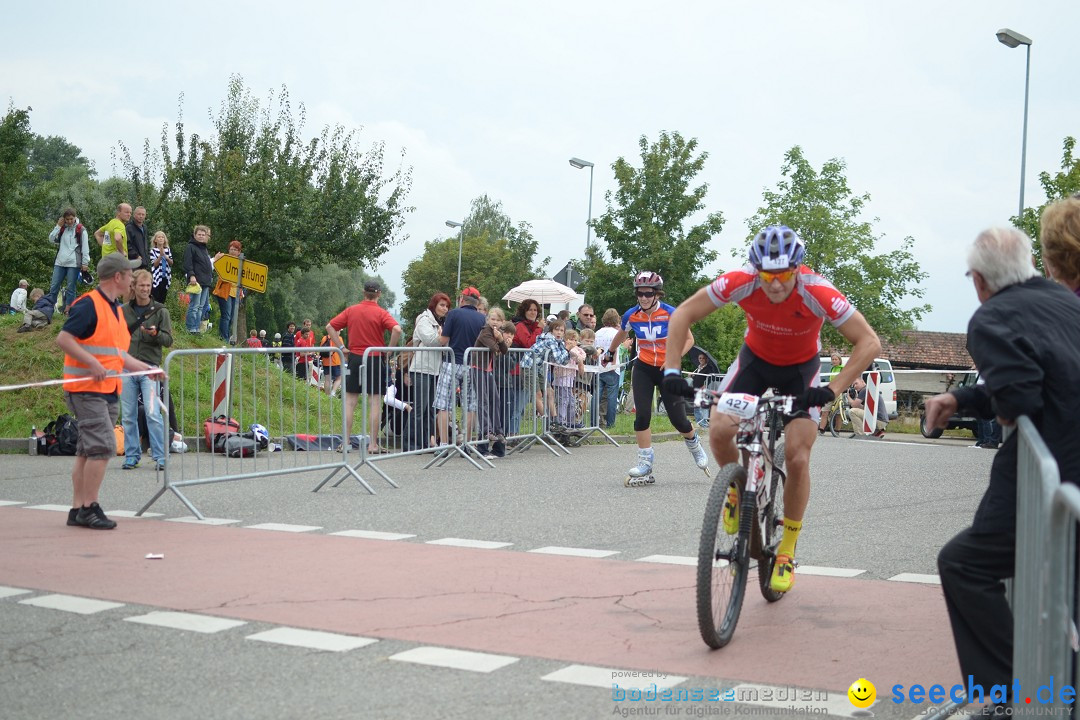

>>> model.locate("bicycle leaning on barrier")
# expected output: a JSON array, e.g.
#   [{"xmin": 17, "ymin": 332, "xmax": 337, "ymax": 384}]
[{"xmin": 695, "ymin": 387, "xmax": 792, "ymax": 649}]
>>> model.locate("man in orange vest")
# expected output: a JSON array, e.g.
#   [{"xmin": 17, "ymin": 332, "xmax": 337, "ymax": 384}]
[{"xmin": 55, "ymin": 253, "xmax": 166, "ymax": 529}]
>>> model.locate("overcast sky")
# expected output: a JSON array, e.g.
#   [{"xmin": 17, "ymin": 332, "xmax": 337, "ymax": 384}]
[{"xmin": 5, "ymin": 1, "xmax": 1077, "ymax": 333}]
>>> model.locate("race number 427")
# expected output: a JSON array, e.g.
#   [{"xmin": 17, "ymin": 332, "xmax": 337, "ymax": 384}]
[{"xmin": 718, "ymin": 393, "xmax": 758, "ymax": 419}]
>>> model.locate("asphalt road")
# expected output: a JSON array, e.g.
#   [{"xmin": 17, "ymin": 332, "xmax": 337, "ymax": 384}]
[{"xmin": 0, "ymin": 432, "xmax": 996, "ymax": 720}]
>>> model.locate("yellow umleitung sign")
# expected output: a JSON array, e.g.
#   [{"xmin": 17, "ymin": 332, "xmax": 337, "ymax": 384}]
[{"xmin": 213, "ymin": 255, "xmax": 268, "ymax": 293}]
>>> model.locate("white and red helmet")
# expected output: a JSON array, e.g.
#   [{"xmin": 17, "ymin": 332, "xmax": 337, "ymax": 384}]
[{"xmin": 633, "ymin": 271, "xmax": 664, "ymax": 290}]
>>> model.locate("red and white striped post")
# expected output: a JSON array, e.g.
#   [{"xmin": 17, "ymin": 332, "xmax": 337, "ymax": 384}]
[
  {"xmin": 863, "ymin": 371, "xmax": 880, "ymax": 435},
  {"xmin": 212, "ymin": 353, "xmax": 233, "ymax": 419}
]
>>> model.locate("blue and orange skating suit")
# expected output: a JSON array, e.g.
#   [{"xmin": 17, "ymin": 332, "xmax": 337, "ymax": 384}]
[
  {"xmin": 621, "ymin": 301, "xmax": 677, "ymax": 368},
  {"xmin": 706, "ymin": 264, "xmax": 856, "ymax": 366}
]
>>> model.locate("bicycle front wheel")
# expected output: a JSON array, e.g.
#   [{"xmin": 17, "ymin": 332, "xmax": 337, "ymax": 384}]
[
  {"xmin": 828, "ymin": 407, "xmax": 846, "ymax": 437},
  {"xmin": 697, "ymin": 462, "xmax": 752, "ymax": 649},
  {"xmin": 758, "ymin": 441, "xmax": 788, "ymax": 603}
]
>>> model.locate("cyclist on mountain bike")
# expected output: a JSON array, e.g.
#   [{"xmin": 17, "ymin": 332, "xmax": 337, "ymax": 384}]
[
  {"xmin": 662, "ymin": 226, "xmax": 881, "ymax": 592},
  {"xmin": 602, "ymin": 271, "xmax": 709, "ymax": 485}
]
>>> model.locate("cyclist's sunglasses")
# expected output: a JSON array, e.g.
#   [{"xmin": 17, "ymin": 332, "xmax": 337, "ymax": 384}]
[
  {"xmin": 636, "ymin": 290, "xmax": 658, "ymax": 298},
  {"xmin": 758, "ymin": 268, "xmax": 796, "ymax": 283}
]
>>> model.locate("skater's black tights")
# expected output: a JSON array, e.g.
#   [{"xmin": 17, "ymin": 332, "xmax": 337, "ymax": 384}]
[{"xmin": 631, "ymin": 360, "xmax": 693, "ymax": 434}]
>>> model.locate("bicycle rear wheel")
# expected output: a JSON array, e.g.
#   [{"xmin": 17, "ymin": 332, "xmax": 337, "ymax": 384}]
[
  {"xmin": 828, "ymin": 407, "xmax": 846, "ymax": 437},
  {"xmin": 758, "ymin": 441, "xmax": 788, "ymax": 602},
  {"xmin": 697, "ymin": 463, "xmax": 752, "ymax": 649}
]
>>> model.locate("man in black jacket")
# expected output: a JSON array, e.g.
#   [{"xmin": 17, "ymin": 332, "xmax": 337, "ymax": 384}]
[
  {"xmin": 126, "ymin": 206, "xmax": 150, "ymax": 269},
  {"xmin": 926, "ymin": 227, "xmax": 1080, "ymax": 704},
  {"xmin": 182, "ymin": 225, "xmax": 213, "ymax": 333}
]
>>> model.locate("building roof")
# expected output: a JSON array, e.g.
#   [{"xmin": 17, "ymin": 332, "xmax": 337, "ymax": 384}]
[{"xmin": 879, "ymin": 330, "xmax": 974, "ymax": 370}]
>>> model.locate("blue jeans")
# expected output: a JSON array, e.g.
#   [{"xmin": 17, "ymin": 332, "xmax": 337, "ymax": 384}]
[
  {"xmin": 185, "ymin": 287, "xmax": 210, "ymax": 332},
  {"xmin": 49, "ymin": 265, "xmax": 79, "ymax": 311},
  {"xmin": 121, "ymin": 374, "xmax": 166, "ymax": 464},
  {"xmin": 597, "ymin": 370, "xmax": 620, "ymax": 428},
  {"xmin": 216, "ymin": 295, "xmax": 236, "ymax": 341}
]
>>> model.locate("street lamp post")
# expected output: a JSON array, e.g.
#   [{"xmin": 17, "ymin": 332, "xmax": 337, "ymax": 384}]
[
  {"xmin": 569, "ymin": 157, "xmax": 595, "ymax": 250},
  {"xmin": 446, "ymin": 220, "xmax": 464, "ymax": 296},
  {"xmin": 997, "ymin": 28, "xmax": 1033, "ymax": 219}
]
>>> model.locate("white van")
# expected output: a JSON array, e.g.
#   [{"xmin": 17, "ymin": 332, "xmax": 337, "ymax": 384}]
[{"xmin": 819, "ymin": 356, "xmax": 898, "ymax": 419}]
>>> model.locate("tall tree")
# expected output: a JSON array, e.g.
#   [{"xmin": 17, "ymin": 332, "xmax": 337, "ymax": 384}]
[
  {"xmin": 745, "ymin": 146, "xmax": 930, "ymax": 346},
  {"xmin": 136, "ymin": 76, "xmax": 413, "ymax": 278},
  {"xmin": 399, "ymin": 196, "xmax": 548, "ymax": 330},
  {"xmin": 1014, "ymin": 135, "xmax": 1080, "ymax": 268},
  {"xmin": 0, "ymin": 107, "xmax": 55, "ymax": 289},
  {"xmin": 582, "ymin": 131, "xmax": 724, "ymax": 362}
]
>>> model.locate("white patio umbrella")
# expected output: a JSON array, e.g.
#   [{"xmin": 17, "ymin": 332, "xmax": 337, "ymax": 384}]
[{"xmin": 502, "ymin": 278, "xmax": 579, "ymax": 304}]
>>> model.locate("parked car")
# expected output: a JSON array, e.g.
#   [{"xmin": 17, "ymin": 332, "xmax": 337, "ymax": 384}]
[
  {"xmin": 918, "ymin": 371, "xmax": 980, "ymax": 438},
  {"xmin": 819, "ymin": 356, "xmax": 898, "ymax": 419}
]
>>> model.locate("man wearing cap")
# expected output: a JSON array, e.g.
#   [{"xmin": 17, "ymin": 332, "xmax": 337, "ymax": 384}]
[
  {"xmin": 434, "ymin": 287, "xmax": 487, "ymax": 445},
  {"xmin": 326, "ymin": 281, "xmax": 402, "ymax": 453},
  {"xmin": 55, "ymin": 254, "xmax": 166, "ymax": 529}
]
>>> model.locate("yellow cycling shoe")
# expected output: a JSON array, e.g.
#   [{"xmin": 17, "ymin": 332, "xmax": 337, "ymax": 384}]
[
  {"xmin": 723, "ymin": 484, "xmax": 739, "ymax": 535},
  {"xmin": 770, "ymin": 554, "xmax": 796, "ymax": 593}
]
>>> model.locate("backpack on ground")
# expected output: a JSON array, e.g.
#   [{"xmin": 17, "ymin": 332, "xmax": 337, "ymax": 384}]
[
  {"xmin": 204, "ymin": 415, "xmax": 240, "ymax": 452},
  {"xmin": 43, "ymin": 414, "xmax": 79, "ymax": 456}
]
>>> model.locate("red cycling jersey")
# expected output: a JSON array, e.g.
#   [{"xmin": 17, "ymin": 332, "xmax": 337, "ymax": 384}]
[{"xmin": 706, "ymin": 264, "xmax": 855, "ymax": 365}]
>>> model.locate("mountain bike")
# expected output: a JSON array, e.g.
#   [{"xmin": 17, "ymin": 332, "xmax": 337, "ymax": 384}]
[{"xmin": 695, "ymin": 389, "xmax": 792, "ymax": 649}]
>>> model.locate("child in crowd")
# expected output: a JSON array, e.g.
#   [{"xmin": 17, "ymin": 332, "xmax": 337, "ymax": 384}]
[
  {"xmin": 552, "ymin": 328, "xmax": 586, "ymax": 427},
  {"xmin": 16, "ymin": 288, "xmax": 57, "ymax": 332},
  {"xmin": 525, "ymin": 318, "xmax": 570, "ymax": 425},
  {"xmin": 471, "ymin": 314, "xmax": 515, "ymax": 457}
]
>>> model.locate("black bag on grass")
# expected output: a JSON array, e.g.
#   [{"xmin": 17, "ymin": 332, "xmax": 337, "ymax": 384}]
[{"xmin": 43, "ymin": 414, "xmax": 78, "ymax": 456}]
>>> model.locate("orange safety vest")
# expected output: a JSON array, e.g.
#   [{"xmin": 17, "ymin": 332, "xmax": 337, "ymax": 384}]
[
  {"xmin": 63, "ymin": 290, "xmax": 131, "ymax": 395},
  {"xmin": 320, "ymin": 335, "xmax": 342, "ymax": 366}
]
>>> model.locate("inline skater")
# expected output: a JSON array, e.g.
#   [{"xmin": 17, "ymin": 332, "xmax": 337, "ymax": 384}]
[
  {"xmin": 662, "ymin": 226, "xmax": 880, "ymax": 592},
  {"xmin": 602, "ymin": 271, "xmax": 709, "ymax": 486}
]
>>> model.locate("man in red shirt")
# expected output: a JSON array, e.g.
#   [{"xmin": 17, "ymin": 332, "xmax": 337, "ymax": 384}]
[
  {"xmin": 326, "ymin": 281, "xmax": 402, "ymax": 453},
  {"xmin": 664, "ymin": 226, "xmax": 880, "ymax": 594}
]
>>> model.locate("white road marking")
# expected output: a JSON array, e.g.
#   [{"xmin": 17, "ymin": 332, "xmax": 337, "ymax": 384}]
[
  {"xmin": 542, "ymin": 664, "xmax": 686, "ymax": 690},
  {"xmin": 124, "ymin": 611, "xmax": 247, "ymax": 633},
  {"xmin": 888, "ymin": 573, "xmax": 941, "ymax": 584},
  {"xmin": 19, "ymin": 594, "xmax": 124, "ymax": 614},
  {"xmin": 0, "ymin": 500, "xmax": 26, "ymax": 506},
  {"xmin": 635, "ymin": 555, "xmax": 697, "ymax": 566},
  {"xmin": 246, "ymin": 627, "xmax": 379, "ymax": 652},
  {"xmin": 0, "ymin": 586, "xmax": 33, "ymax": 599},
  {"xmin": 22, "ymin": 504, "xmax": 70, "ymax": 512},
  {"xmin": 330, "ymin": 530, "xmax": 416, "ymax": 541},
  {"xmin": 797, "ymin": 565, "xmax": 866, "ymax": 578},
  {"xmin": 109, "ymin": 510, "xmax": 164, "ymax": 518},
  {"xmin": 425, "ymin": 538, "xmax": 512, "ymax": 549},
  {"xmin": 389, "ymin": 646, "xmax": 518, "ymax": 673},
  {"xmin": 165, "ymin": 516, "xmax": 240, "ymax": 525},
  {"xmin": 243, "ymin": 523, "xmax": 323, "ymax": 533},
  {"xmin": 528, "ymin": 546, "xmax": 620, "ymax": 558}
]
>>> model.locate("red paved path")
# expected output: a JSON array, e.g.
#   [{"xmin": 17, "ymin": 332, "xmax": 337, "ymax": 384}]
[{"xmin": 1, "ymin": 508, "xmax": 958, "ymax": 691}]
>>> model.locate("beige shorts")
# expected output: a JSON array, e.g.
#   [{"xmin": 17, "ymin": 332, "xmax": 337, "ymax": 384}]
[{"xmin": 64, "ymin": 392, "xmax": 120, "ymax": 459}]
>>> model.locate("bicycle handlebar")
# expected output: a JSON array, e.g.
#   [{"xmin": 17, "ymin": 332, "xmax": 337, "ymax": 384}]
[{"xmin": 693, "ymin": 388, "xmax": 798, "ymax": 418}]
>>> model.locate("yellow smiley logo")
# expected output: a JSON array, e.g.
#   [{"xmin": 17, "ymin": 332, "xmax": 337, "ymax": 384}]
[{"xmin": 848, "ymin": 678, "xmax": 876, "ymax": 709}]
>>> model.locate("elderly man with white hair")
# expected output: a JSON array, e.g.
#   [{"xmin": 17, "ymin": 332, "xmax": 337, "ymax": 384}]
[{"xmin": 925, "ymin": 225, "xmax": 1080, "ymax": 713}]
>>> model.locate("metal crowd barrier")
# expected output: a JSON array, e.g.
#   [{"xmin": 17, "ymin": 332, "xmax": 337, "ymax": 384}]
[
  {"xmin": 1013, "ymin": 415, "xmax": 1068, "ymax": 707},
  {"xmin": 138, "ymin": 346, "xmax": 374, "ymax": 520}
]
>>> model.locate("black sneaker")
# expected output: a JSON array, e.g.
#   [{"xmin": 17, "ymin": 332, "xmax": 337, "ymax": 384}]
[
  {"xmin": 492, "ymin": 440, "xmax": 506, "ymax": 458},
  {"xmin": 66, "ymin": 508, "xmax": 79, "ymax": 526},
  {"xmin": 75, "ymin": 503, "xmax": 117, "ymax": 530}
]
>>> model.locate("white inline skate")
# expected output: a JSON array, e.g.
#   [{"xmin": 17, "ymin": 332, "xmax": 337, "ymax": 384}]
[
  {"xmin": 685, "ymin": 434, "xmax": 710, "ymax": 476},
  {"xmin": 625, "ymin": 447, "xmax": 656, "ymax": 487}
]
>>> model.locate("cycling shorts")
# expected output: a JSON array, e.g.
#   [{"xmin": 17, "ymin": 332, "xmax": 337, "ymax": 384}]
[{"xmin": 717, "ymin": 345, "xmax": 821, "ymax": 423}]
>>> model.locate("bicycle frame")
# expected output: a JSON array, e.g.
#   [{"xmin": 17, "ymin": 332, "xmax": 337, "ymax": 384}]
[{"xmin": 694, "ymin": 389, "xmax": 795, "ymax": 649}]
